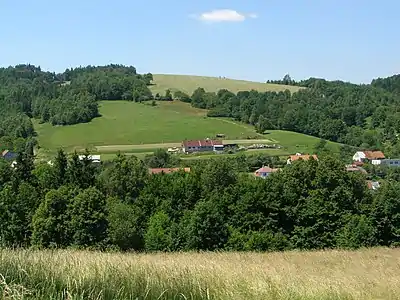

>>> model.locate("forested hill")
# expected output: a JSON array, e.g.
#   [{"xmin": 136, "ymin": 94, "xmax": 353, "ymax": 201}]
[
  {"xmin": 2, "ymin": 63, "xmax": 400, "ymax": 156},
  {"xmin": 0, "ymin": 64, "xmax": 153, "ymax": 152},
  {"xmin": 185, "ymin": 75, "xmax": 400, "ymax": 156},
  {"xmin": 372, "ymin": 74, "xmax": 400, "ymax": 95}
]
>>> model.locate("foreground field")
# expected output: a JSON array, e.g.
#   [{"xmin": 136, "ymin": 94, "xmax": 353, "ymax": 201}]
[
  {"xmin": 34, "ymin": 101, "xmax": 339, "ymax": 160},
  {"xmin": 150, "ymin": 74, "xmax": 302, "ymax": 95},
  {"xmin": 1, "ymin": 248, "xmax": 399, "ymax": 299}
]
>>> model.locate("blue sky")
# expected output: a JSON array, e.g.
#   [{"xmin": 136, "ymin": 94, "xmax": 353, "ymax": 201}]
[{"xmin": 0, "ymin": 0, "xmax": 399, "ymax": 83}]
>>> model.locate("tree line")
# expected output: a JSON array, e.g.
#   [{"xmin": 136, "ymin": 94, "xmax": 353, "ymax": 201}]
[{"xmin": 0, "ymin": 148, "xmax": 399, "ymax": 252}]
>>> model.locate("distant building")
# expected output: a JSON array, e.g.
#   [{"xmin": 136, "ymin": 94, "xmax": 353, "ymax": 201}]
[
  {"xmin": 182, "ymin": 139, "xmax": 224, "ymax": 153},
  {"xmin": 287, "ymin": 153, "xmax": 318, "ymax": 164},
  {"xmin": 254, "ymin": 166, "xmax": 280, "ymax": 178},
  {"xmin": 353, "ymin": 151, "xmax": 385, "ymax": 163},
  {"xmin": 371, "ymin": 158, "xmax": 400, "ymax": 167},
  {"xmin": 366, "ymin": 180, "xmax": 380, "ymax": 190},
  {"xmin": 1, "ymin": 150, "xmax": 17, "ymax": 161},
  {"xmin": 78, "ymin": 155, "xmax": 101, "ymax": 163},
  {"xmin": 149, "ymin": 167, "xmax": 191, "ymax": 175}
]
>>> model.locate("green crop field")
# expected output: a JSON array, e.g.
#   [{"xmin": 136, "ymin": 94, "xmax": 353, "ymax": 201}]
[
  {"xmin": 34, "ymin": 101, "xmax": 339, "ymax": 159},
  {"xmin": 150, "ymin": 74, "xmax": 302, "ymax": 95}
]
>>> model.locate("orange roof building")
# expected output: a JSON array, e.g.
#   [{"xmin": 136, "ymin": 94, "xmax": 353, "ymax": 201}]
[
  {"xmin": 288, "ymin": 154, "xmax": 318, "ymax": 164},
  {"xmin": 149, "ymin": 167, "xmax": 191, "ymax": 175}
]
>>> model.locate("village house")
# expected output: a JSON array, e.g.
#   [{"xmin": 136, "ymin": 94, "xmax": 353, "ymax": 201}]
[
  {"xmin": 254, "ymin": 166, "xmax": 280, "ymax": 178},
  {"xmin": 181, "ymin": 139, "xmax": 224, "ymax": 153},
  {"xmin": 1, "ymin": 150, "xmax": 17, "ymax": 161},
  {"xmin": 352, "ymin": 150, "xmax": 385, "ymax": 163},
  {"xmin": 287, "ymin": 153, "xmax": 318, "ymax": 164},
  {"xmin": 149, "ymin": 167, "xmax": 191, "ymax": 175}
]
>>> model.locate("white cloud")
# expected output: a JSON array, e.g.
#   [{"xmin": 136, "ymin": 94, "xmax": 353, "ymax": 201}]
[{"xmin": 194, "ymin": 9, "xmax": 257, "ymax": 23}]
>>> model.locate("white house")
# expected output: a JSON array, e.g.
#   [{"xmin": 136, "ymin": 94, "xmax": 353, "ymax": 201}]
[{"xmin": 353, "ymin": 151, "xmax": 366, "ymax": 162}]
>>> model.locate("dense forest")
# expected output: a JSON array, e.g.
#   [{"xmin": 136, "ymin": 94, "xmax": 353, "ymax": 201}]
[{"xmin": 0, "ymin": 149, "xmax": 399, "ymax": 251}]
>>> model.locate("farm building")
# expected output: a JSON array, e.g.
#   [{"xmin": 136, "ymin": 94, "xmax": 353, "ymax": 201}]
[
  {"xmin": 353, "ymin": 151, "xmax": 385, "ymax": 163},
  {"xmin": 254, "ymin": 166, "xmax": 280, "ymax": 179},
  {"xmin": 371, "ymin": 158, "xmax": 400, "ymax": 167},
  {"xmin": 287, "ymin": 153, "xmax": 318, "ymax": 164},
  {"xmin": 182, "ymin": 139, "xmax": 224, "ymax": 153},
  {"xmin": 1, "ymin": 150, "xmax": 17, "ymax": 161},
  {"xmin": 149, "ymin": 167, "xmax": 191, "ymax": 175}
]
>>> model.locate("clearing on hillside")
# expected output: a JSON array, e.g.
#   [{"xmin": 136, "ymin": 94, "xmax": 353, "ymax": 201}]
[
  {"xmin": 34, "ymin": 101, "xmax": 260, "ymax": 151},
  {"xmin": 34, "ymin": 101, "xmax": 340, "ymax": 159},
  {"xmin": 150, "ymin": 74, "xmax": 302, "ymax": 95}
]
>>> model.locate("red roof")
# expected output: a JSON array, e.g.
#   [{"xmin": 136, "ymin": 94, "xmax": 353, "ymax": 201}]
[
  {"xmin": 255, "ymin": 166, "xmax": 280, "ymax": 176},
  {"xmin": 363, "ymin": 151, "xmax": 385, "ymax": 160},
  {"xmin": 346, "ymin": 165, "xmax": 368, "ymax": 174},
  {"xmin": 290, "ymin": 154, "xmax": 318, "ymax": 162},
  {"xmin": 182, "ymin": 139, "xmax": 223, "ymax": 148},
  {"xmin": 149, "ymin": 167, "xmax": 191, "ymax": 174}
]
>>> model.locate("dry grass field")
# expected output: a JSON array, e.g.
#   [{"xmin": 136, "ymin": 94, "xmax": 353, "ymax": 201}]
[
  {"xmin": 1, "ymin": 248, "xmax": 399, "ymax": 299},
  {"xmin": 150, "ymin": 74, "xmax": 302, "ymax": 95}
]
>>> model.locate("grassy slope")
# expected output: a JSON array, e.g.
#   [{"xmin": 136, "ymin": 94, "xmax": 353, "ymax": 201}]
[
  {"xmin": 34, "ymin": 101, "xmax": 259, "ymax": 151},
  {"xmin": 34, "ymin": 101, "xmax": 339, "ymax": 158},
  {"xmin": 150, "ymin": 74, "xmax": 302, "ymax": 95},
  {"xmin": 1, "ymin": 248, "xmax": 399, "ymax": 299}
]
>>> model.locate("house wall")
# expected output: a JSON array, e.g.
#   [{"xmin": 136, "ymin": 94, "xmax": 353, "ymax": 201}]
[
  {"xmin": 3, "ymin": 152, "xmax": 16, "ymax": 161},
  {"xmin": 353, "ymin": 152, "xmax": 366, "ymax": 162},
  {"xmin": 256, "ymin": 171, "xmax": 270, "ymax": 178},
  {"xmin": 379, "ymin": 159, "xmax": 400, "ymax": 167}
]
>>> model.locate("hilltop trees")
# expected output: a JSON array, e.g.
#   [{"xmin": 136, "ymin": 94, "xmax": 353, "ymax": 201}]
[{"xmin": 0, "ymin": 64, "xmax": 154, "ymax": 136}]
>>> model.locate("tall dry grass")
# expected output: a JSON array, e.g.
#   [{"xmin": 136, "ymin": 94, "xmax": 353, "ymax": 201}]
[{"xmin": 0, "ymin": 247, "xmax": 399, "ymax": 299}]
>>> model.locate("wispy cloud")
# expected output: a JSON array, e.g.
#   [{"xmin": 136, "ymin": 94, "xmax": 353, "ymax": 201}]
[{"xmin": 192, "ymin": 9, "xmax": 258, "ymax": 23}]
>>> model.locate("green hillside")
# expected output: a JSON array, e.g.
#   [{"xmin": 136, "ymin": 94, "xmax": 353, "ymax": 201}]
[
  {"xmin": 34, "ymin": 101, "xmax": 339, "ymax": 159},
  {"xmin": 149, "ymin": 74, "xmax": 302, "ymax": 95}
]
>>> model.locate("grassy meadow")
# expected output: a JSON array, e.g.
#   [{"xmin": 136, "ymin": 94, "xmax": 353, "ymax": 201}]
[
  {"xmin": 34, "ymin": 100, "xmax": 339, "ymax": 160},
  {"xmin": 150, "ymin": 74, "xmax": 302, "ymax": 95},
  {"xmin": 1, "ymin": 248, "xmax": 399, "ymax": 300},
  {"xmin": 34, "ymin": 101, "xmax": 258, "ymax": 152}
]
